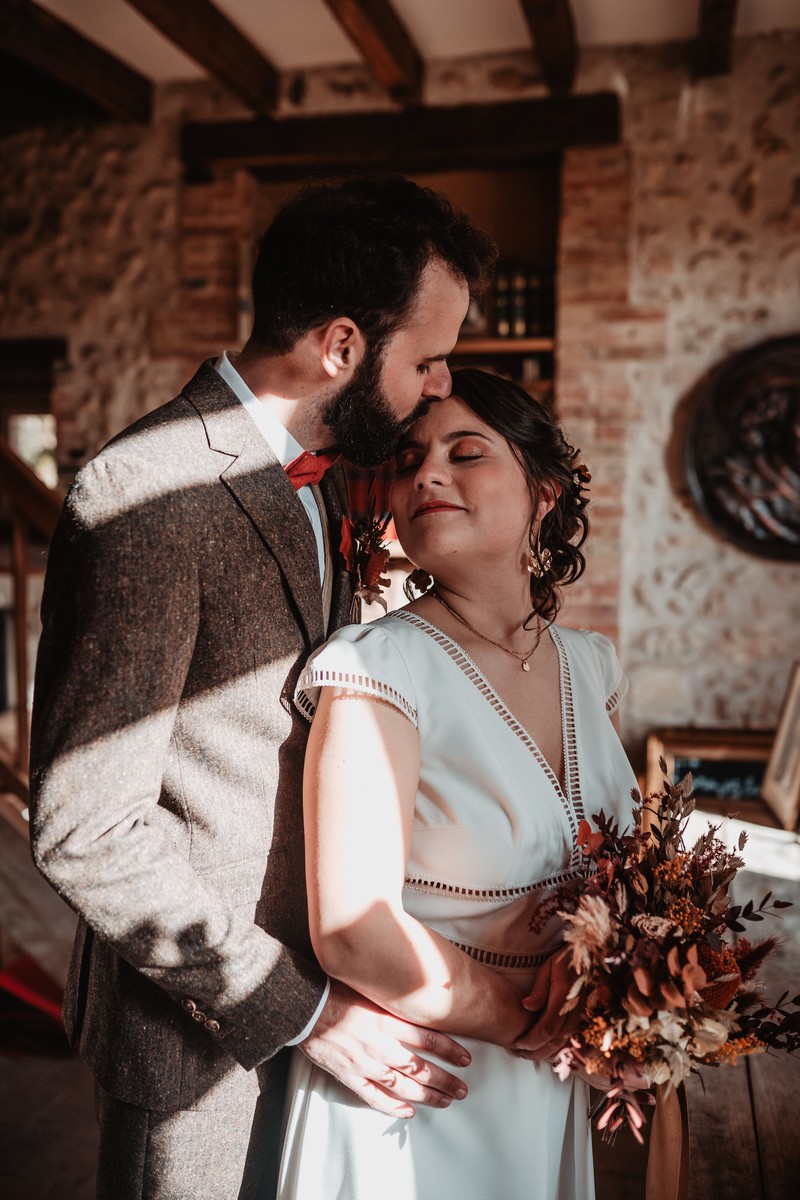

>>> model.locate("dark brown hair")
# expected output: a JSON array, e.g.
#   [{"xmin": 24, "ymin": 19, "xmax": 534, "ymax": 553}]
[
  {"xmin": 449, "ymin": 368, "xmax": 590, "ymax": 624},
  {"xmin": 250, "ymin": 175, "xmax": 497, "ymax": 355}
]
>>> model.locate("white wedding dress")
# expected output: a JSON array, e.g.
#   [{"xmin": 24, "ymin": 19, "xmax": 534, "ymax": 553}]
[{"xmin": 280, "ymin": 611, "xmax": 637, "ymax": 1200}]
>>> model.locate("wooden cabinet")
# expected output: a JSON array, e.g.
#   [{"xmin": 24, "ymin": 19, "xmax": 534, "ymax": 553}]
[
  {"xmin": 412, "ymin": 165, "xmax": 560, "ymax": 401},
  {"xmin": 450, "ymin": 335, "xmax": 555, "ymax": 405}
]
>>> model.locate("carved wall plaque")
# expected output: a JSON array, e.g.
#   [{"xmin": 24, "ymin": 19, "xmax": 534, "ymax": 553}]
[{"xmin": 684, "ymin": 335, "xmax": 800, "ymax": 560}]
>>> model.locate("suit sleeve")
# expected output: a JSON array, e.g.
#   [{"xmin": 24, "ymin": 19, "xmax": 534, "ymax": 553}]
[{"xmin": 28, "ymin": 457, "xmax": 325, "ymax": 1069}]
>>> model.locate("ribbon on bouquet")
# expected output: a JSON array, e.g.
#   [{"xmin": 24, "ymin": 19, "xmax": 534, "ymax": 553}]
[{"xmin": 645, "ymin": 1082, "xmax": 690, "ymax": 1200}]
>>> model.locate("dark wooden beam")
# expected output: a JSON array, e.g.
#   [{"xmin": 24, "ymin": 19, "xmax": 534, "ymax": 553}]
[
  {"xmin": 694, "ymin": 0, "xmax": 739, "ymax": 77},
  {"xmin": 0, "ymin": 0, "xmax": 152, "ymax": 123},
  {"xmin": 127, "ymin": 0, "xmax": 278, "ymax": 114},
  {"xmin": 0, "ymin": 50, "xmax": 109, "ymax": 135},
  {"xmin": 181, "ymin": 93, "xmax": 620, "ymax": 180},
  {"xmin": 321, "ymin": 0, "xmax": 423, "ymax": 102},
  {"xmin": 518, "ymin": 1, "xmax": 578, "ymax": 93}
]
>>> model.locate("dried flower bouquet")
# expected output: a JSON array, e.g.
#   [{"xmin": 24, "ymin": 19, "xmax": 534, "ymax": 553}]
[{"xmin": 541, "ymin": 764, "xmax": 800, "ymax": 1141}]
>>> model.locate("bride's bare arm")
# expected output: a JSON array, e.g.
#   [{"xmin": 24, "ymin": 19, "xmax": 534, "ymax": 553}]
[{"xmin": 303, "ymin": 688, "xmax": 529, "ymax": 1047}]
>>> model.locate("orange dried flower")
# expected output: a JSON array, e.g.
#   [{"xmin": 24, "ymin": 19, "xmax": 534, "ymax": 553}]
[
  {"xmin": 665, "ymin": 898, "xmax": 704, "ymax": 934},
  {"xmin": 655, "ymin": 854, "xmax": 692, "ymax": 890},
  {"xmin": 703, "ymin": 1034, "xmax": 764, "ymax": 1065}
]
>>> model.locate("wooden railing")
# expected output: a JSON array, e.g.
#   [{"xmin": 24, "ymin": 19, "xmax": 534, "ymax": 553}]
[{"xmin": 0, "ymin": 434, "xmax": 62, "ymax": 829}]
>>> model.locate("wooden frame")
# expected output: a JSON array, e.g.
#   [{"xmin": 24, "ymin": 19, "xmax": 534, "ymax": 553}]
[
  {"xmin": 761, "ymin": 661, "xmax": 800, "ymax": 831},
  {"xmin": 126, "ymin": 0, "xmax": 279, "ymax": 115},
  {"xmin": 2, "ymin": 0, "xmax": 152, "ymax": 123},
  {"xmin": 645, "ymin": 727, "xmax": 776, "ymax": 826},
  {"xmin": 181, "ymin": 92, "xmax": 621, "ymax": 179}
]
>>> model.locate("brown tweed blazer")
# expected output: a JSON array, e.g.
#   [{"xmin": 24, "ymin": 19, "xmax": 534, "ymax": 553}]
[{"xmin": 28, "ymin": 361, "xmax": 354, "ymax": 1112}]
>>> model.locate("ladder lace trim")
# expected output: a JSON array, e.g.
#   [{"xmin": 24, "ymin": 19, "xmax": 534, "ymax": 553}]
[
  {"xmin": 393, "ymin": 612, "xmax": 582, "ymax": 837},
  {"xmin": 605, "ymin": 677, "xmax": 628, "ymax": 716},
  {"xmin": 295, "ymin": 666, "xmax": 418, "ymax": 728},
  {"xmin": 445, "ymin": 938, "xmax": 554, "ymax": 972},
  {"xmin": 550, "ymin": 626, "xmax": 583, "ymax": 832},
  {"xmin": 404, "ymin": 862, "xmax": 585, "ymax": 902}
]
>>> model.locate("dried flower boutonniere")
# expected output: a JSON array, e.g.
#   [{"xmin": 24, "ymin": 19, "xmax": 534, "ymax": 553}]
[{"xmin": 340, "ymin": 481, "xmax": 392, "ymax": 619}]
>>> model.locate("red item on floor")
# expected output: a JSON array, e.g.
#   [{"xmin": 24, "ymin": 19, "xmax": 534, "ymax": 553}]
[
  {"xmin": 0, "ymin": 953, "xmax": 63, "ymax": 1020},
  {"xmin": 0, "ymin": 953, "xmax": 68, "ymax": 1057}
]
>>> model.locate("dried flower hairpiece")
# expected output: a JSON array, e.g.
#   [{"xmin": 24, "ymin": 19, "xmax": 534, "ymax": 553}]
[{"xmin": 572, "ymin": 460, "xmax": 592, "ymax": 492}]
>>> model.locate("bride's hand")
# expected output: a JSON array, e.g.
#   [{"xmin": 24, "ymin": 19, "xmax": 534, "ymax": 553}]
[
  {"xmin": 511, "ymin": 948, "xmax": 584, "ymax": 1061},
  {"xmin": 298, "ymin": 980, "xmax": 470, "ymax": 1119}
]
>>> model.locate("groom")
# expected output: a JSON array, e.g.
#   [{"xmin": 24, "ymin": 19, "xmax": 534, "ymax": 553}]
[{"xmin": 28, "ymin": 176, "xmax": 497, "ymax": 1199}]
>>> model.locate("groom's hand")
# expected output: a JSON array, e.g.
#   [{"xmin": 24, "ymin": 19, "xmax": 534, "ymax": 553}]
[{"xmin": 297, "ymin": 981, "xmax": 470, "ymax": 1118}]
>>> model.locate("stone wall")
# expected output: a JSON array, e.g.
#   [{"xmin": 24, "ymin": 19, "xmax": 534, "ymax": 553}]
[
  {"xmin": 558, "ymin": 36, "xmax": 800, "ymax": 748},
  {"xmin": 0, "ymin": 119, "xmax": 184, "ymax": 473},
  {"xmin": 1, "ymin": 35, "xmax": 798, "ymax": 756},
  {"xmin": 0, "ymin": 83, "xmax": 252, "ymax": 477}
]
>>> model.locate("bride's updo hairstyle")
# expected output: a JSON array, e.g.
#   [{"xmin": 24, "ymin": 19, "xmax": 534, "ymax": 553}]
[{"xmin": 448, "ymin": 368, "xmax": 590, "ymax": 625}]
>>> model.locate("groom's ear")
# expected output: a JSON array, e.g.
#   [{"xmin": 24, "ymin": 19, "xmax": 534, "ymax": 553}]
[{"xmin": 319, "ymin": 318, "xmax": 366, "ymax": 380}]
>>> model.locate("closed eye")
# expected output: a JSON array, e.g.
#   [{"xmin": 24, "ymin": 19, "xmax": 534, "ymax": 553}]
[{"xmin": 394, "ymin": 457, "xmax": 421, "ymax": 475}]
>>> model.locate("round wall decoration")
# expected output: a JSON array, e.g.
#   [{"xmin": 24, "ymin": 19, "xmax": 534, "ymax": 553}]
[{"xmin": 683, "ymin": 334, "xmax": 800, "ymax": 560}]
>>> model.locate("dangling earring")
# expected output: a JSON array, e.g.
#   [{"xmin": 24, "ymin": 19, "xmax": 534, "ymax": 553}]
[
  {"xmin": 527, "ymin": 528, "xmax": 552, "ymax": 579},
  {"xmin": 404, "ymin": 567, "xmax": 433, "ymax": 601}
]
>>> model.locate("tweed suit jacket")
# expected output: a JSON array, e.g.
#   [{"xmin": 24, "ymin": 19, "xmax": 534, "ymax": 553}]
[{"xmin": 28, "ymin": 360, "xmax": 355, "ymax": 1112}]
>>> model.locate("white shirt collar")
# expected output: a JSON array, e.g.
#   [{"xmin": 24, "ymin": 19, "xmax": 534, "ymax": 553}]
[{"xmin": 214, "ymin": 350, "xmax": 304, "ymax": 468}]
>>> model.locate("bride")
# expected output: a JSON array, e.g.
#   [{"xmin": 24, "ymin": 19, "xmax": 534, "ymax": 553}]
[{"xmin": 280, "ymin": 368, "xmax": 638, "ymax": 1199}]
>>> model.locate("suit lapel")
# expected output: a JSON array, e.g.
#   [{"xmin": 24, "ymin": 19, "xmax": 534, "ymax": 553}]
[
  {"xmin": 183, "ymin": 361, "xmax": 325, "ymax": 648},
  {"xmin": 320, "ymin": 465, "xmax": 356, "ymax": 630}
]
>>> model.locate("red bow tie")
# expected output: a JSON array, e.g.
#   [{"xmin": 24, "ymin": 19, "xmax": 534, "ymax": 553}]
[{"xmin": 285, "ymin": 448, "xmax": 341, "ymax": 490}]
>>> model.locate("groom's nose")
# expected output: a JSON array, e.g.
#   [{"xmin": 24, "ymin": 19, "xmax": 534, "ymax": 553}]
[{"xmin": 421, "ymin": 361, "xmax": 451, "ymax": 398}]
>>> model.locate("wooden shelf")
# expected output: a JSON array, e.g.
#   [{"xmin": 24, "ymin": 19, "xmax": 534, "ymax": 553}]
[{"xmin": 455, "ymin": 337, "xmax": 554, "ymax": 354}]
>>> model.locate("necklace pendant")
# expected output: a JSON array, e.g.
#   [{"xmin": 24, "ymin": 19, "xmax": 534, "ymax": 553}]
[{"xmin": 522, "ymin": 660, "xmax": 530, "ymax": 672}]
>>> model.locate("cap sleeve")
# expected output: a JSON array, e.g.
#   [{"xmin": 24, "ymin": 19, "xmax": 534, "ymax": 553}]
[
  {"xmin": 295, "ymin": 623, "xmax": 418, "ymax": 727},
  {"xmin": 582, "ymin": 630, "xmax": 629, "ymax": 715}
]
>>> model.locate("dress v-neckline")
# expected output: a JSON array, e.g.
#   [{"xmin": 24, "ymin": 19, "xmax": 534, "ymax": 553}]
[{"xmin": 390, "ymin": 610, "xmax": 584, "ymax": 844}]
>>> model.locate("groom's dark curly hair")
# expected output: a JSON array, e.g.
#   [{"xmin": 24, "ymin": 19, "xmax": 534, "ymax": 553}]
[{"xmin": 248, "ymin": 175, "xmax": 497, "ymax": 355}]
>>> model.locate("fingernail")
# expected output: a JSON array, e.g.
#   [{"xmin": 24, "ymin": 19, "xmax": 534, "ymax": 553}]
[
  {"xmin": 459, "ymin": 1054, "xmax": 471, "ymax": 1066},
  {"xmin": 439, "ymin": 1096, "xmax": 452, "ymax": 1107},
  {"xmin": 455, "ymin": 1086, "xmax": 467, "ymax": 1100}
]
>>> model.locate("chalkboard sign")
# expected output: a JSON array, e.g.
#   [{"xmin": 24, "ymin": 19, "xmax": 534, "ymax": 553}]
[
  {"xmin": 673, "ymin": 756, "xmax": 766, "ymax": 802},
  {"xmin": 645, "ymin": 728, "xmax": 776, "ymax": 826}
]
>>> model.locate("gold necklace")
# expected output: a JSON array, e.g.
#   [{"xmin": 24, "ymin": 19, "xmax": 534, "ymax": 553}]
[{"xmin": 430, "ymin": 590, "xmax": 543, "ymax": 672}]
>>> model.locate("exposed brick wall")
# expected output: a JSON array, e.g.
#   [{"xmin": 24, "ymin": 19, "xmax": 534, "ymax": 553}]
[
  {"xmin": 558, "ymin": 36, "xmax": 800, "ymax": 749},
  {"xmin": 555, "ymin": 146, "xmax": 669, "ymax": 644},
  {"xmin": 148, "ymin": 173, "xmax": 258, "ymax": 372}
]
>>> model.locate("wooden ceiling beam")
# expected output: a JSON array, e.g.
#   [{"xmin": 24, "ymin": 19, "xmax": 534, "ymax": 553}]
[
  {"xmin": 0, "ymin": 0, "xmax": 152, "ymax": 123},
  {"xmin": 0, "ymin": 50, "xmax": 109, "ymax": 135},
  {"xmin": 321, "ymin": 0, "xmax": 423, "ymax": 102},
  {"xmin": 694, "ymin": 0, "xmax": 739, "ymax": 77},
  {"xmin": 126, "ymin": 0, "xmax": 279, "ymax": 114},
  {"xmin": 181, "ymin": 93, "xmax": 620, "ymax": 180},
  {"xmin": 518, "ymin": 0, "xmax": 578, "ymax": 93}
]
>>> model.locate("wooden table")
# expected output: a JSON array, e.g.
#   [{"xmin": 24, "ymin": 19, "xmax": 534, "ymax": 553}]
[
  {"xmin": 686, "ymin": 865, "xmax": 800, "ymax": 1200},
  {"xmin": 595, "ymin": 825, "xmax": 800, "ymax": 1200}
]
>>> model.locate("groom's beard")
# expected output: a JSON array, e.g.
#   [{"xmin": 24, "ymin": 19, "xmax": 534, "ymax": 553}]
[{"xmin": 322, "ymin": 342, "xmax": 427, "ymax": 468}]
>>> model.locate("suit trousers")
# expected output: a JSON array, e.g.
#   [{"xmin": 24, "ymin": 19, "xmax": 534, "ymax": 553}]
[{"xmin": 94, "ymin": 1054, "xmax": 290, "ymax": 1200}]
